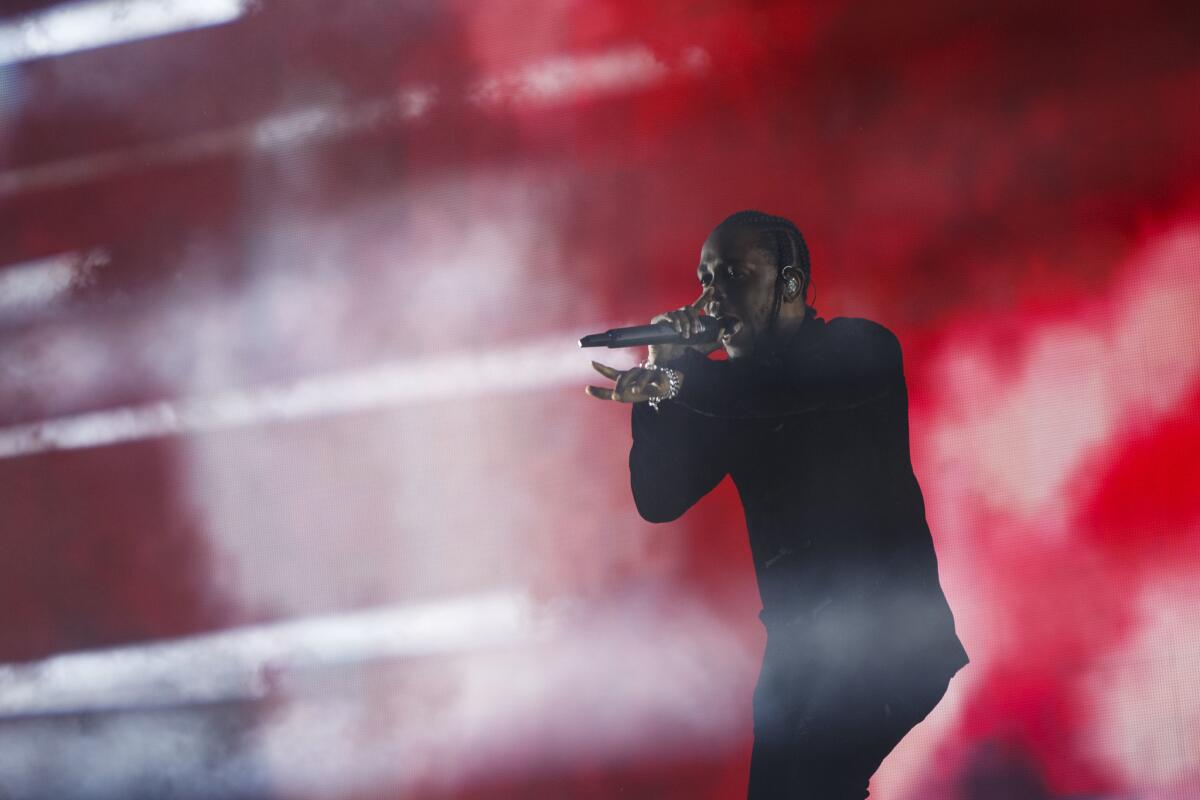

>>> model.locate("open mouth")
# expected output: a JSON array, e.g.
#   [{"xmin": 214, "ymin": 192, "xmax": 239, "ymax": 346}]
[{"xmin": 717, "ymin": 316, "xmax": 743, "ymax": 341}]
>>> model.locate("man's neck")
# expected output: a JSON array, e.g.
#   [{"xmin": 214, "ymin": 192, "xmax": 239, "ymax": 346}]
[
  {"xmin": 773, "ymin": 311, "xmax": 809, "ymax": 340},
  {"xmin": 726, "ymin": 311, "xmax": 810, "ymax": 364}
]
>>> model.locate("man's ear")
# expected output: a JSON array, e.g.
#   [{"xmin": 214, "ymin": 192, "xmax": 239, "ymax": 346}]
[{"xmin": 781, "ymin": 266, "xmax": 806, "ymax": 300}]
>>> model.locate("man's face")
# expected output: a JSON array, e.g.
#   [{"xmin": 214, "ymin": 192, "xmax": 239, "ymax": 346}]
[{"xmin": 696, "ymin": 224, "xmax": 781, "ymax": 359}]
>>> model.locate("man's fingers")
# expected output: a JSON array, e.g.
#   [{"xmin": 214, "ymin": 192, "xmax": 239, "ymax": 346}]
[
  {"xmin": 591, "ymin": 361, "xmax": 622, "ymax": 380},
  {"xmin": 615, "ymin": 370, "xmax": 640, "ymax": 397},
  {"xmin": 585, "ymin": 367, "xmax": 661, "ymax": 404},
  {"xmin": 689, "ymin": 285, "xmax": 714, "ymax": 310},
  {"xmin": 677, "ymin": 307, "xmax": 702, "ymax": 338},
  {"xmin": 684, "ymin": 287, "xmax": 714, "ymax": 338},
  {"xmin": 632, "ymin": 370, "xmax": 662, "ymax": 398},
  {"xmin": 621, "ymin": 370, "xmax": 661, "ymax": 401}
]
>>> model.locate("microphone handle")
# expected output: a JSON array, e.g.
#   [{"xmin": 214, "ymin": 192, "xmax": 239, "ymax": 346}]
[{"xmin": 579, "ymin": 317, "xmax": 724, "ymax": 348}]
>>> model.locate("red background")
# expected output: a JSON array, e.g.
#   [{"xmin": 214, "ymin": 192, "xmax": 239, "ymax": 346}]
[{"xmin": 1, "ymin": 1, "xmax": 1198, "ymax": 797}]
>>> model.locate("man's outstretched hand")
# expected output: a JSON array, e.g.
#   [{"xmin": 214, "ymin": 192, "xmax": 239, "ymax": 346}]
[
  {"xmin": 585, "ymin": 361, "xmax": 666, "ymax": 403},
  {"xmin": 585, "ymin": 361, "xmax": 677, "ymax": 403}
]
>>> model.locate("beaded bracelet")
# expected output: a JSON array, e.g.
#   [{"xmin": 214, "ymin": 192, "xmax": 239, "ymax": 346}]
[{"xmin": 639, "ymin": 361, "xmax": 681, "ymax": 412}]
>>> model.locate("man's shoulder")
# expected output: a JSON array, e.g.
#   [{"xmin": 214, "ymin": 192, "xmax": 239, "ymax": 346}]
[
  {"xmin": 825, "ymin": 316, "xmax": 899, "ymax": 347},
  {"xmin": 821, "ymin": 316, "xmax": 903, "ymax": 368}
]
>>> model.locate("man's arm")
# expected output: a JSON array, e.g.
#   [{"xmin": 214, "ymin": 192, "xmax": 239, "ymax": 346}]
[
  {"xmin": 629, "ymin": 400, "xmax": 730, "ymax": 523},
  {"xmin": 666, "ymin": 318, "xmax": 903, "ymax": 420}
]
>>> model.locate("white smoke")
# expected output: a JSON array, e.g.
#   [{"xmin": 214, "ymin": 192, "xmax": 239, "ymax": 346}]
[
  {"xmin": 1078, "ymin": 569, "xmax": 1200, "ymax": 792},
  {"xmin": 927, "ymin": 224, "xmax": 1200, "ymax": 531},
  {"xmin": 875, "ymin": 222, "xmax": 1200, "ymax": 799},
  {"xmin": 0, "ymin": 590, "xmax": 757, "ymax": 799}
]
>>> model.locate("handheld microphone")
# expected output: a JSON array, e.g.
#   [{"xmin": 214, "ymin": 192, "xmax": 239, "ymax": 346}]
[{"xmin": 579, "ymin": 317, "xmax": 732, "ymax": 348}]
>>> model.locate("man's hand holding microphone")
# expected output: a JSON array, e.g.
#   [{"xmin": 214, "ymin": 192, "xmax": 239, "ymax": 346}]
[{"xmin": 585, "ymin": 286, "xmax": 719, "ymax": 406}]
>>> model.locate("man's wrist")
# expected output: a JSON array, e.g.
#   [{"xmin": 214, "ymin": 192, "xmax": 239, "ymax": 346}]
[{"xmin": 640, "ymin": 361, "xmax": 684, "ymax": 411}]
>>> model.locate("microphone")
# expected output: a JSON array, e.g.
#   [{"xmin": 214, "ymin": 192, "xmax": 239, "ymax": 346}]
[{"xmin": 579, "ymin": 317, "xmax": 733, "ymax": 348}]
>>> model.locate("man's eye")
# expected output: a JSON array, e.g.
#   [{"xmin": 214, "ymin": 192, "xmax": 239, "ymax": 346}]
[{"xmin": 726, "ymin": 266, "xmax": 738, "ymax": 279}]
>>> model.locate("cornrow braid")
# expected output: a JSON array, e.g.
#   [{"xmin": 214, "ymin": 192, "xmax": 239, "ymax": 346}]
[{"xmin": 715, "ymin": 209, "xmax": 816, "ymax": 335}]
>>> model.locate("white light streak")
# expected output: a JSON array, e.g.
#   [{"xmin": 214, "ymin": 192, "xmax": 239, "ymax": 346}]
[
  {"xmin": 0, "ymin": 0, "xmax": 250, "ymax": 67},
  {"xmin": 0, "ymin": 88, "xmax": 435, "ymax": 198},
  {"xmin": 0, "ymin": 329, "xmax": 639, "ymax": 459},
  {"xmin": 0, "ymin": 249, "xmax": 107, "ymax": 318},
  {"xmin": 0, "ymin": 42, "xmax": 705, "ymax": 197},
  {"xmin": 0, "ymin": 590, "xmax": 752, "ymax": 799},
  {"xmin": 470, "ymin": 45, "xmax": 680, "ymax": 108},
  {"xmin": 250, "ymin": 89, "xmax": 433, "ymax": 150},
  {"xmin": 0, "ymin": 589, "xmax": 537, "ymax": 716}
]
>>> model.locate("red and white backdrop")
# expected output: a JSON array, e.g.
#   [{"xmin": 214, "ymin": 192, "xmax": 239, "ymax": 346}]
[{"xmin": 1, "ymin": 1, "xmax": 1198, "ymax": 798}]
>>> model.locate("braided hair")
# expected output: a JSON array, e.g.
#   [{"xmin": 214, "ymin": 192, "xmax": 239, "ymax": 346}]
[{"xmin": 714, "ymin": 210, "xmax": 816, "ymax": 336}]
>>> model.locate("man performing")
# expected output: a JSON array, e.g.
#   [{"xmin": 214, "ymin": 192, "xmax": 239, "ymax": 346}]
[{"xmin": 586, "ymin": 210, "xmax": 970, "ymax": 798}]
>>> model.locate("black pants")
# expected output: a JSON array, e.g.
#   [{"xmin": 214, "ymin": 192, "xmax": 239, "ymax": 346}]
[{"xmin": 747, "ymin": 625, "xmax": 944, "ymax": 800}]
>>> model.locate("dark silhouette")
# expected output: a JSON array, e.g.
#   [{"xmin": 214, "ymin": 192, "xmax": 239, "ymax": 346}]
[{"xmin": 588, "ymin": 211, "xmax": 969, "ymax": 798}]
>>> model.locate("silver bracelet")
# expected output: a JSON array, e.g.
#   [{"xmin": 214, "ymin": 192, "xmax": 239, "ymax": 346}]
[{"xmin": 639, "ymin": 361, "xmax": 681, "ymax": 412}]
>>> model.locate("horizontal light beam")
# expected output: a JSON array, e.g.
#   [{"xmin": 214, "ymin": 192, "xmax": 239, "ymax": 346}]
[
  {"xmin": 0, "ymin": 329, "xmax": 640, "ymax": 459},
  {"xmin": 470, "ymin": 45, "xmax": 679, "ymax": 108},
  {"xmin": 0, "ymin": 42, "xmax": 702, "ymax": 197},
  {"xmin": 0, "ymin": 0, "xmax": 249, "ymax": 66},
  {"xmin": 0, "ymin": 88, "xmax": 434, "ymax": 198},
  {"xmin": 0, "ymin": 589, "xmax": 538, "ymax": 717},
  {"xmin": 0, "ymin": 249, "xmax": 107, "ymax": 318}
]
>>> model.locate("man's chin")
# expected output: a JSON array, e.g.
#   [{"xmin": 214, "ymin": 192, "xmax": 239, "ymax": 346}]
[
  {"xmin": 722, "ymin": 322, "xmax": 764, "ymax": 358},
  {"xmin": 721, "ymin": 334, "xmax": 750, "ymax": 358}
]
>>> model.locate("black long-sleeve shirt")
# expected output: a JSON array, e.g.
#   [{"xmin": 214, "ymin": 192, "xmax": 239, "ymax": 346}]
[{"xmin": 630, "ymin": 314, "xmax": 968, "ymax": 699}]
